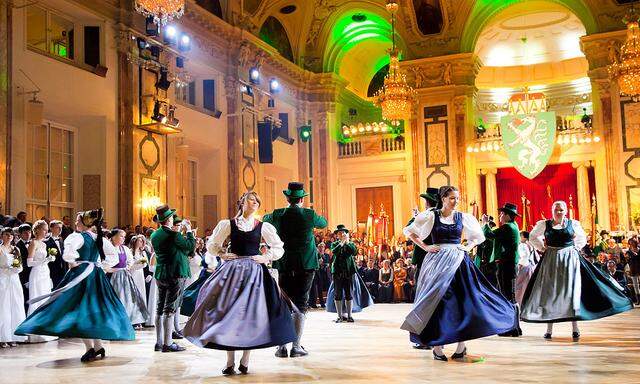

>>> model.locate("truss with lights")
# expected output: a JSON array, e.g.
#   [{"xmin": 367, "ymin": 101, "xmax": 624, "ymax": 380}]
[{"xmin": 342, "ymin": 121, "xmax": 392, "ymax": 137}]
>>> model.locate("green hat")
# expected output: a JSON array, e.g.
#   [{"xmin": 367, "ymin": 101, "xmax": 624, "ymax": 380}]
[
  {"xmin": 173, "ymin": 216, "xmax": 183, "ymax": 225},
  {"xmin": 419, "ymin": 187, "xmax": 440, "ymax": 205},
  {"xmin": 283, "ymin": 182, "xmax": 309, "ymax": 198},
  {"xmin": 153, "ymin": 204, "xmax": 176, "ymax": 223},
  {"xmin": 498, "ymin": 202, "xmax": 521, "ymax": 217},
  {"xmin": 334, "ymin": 224, "xmax": 349, "ymax": 234}
]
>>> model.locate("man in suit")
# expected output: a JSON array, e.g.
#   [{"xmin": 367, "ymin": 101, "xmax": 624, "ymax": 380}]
[
  {"xmin": 483, "ymin": 202, "xmax": 522, "ymax": 337},
  {"xmin": 45, "ymin": 220, "xmax": 67, "ymax": 288},
  {"xmin": 61, "ymin": 215, "xmax": 74, "ymax": 239},
  {"xmin": 606, "ymin": 260, "xmax": 630, "ymax": 297},
  {"xmin": 264, "ymin": 182, "xmax": 327, "ymax": 358},
  {"xmin": 16, "ymin": 223, "xmax": 32, "ymax": 310},
  {"xmin": 150, "ymin": 205, "xmax": 195, "ymax": 353}
]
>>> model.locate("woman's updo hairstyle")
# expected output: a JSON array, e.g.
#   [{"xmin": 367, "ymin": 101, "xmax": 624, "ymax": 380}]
[
  {"xmin": 234, "ymin": 191, "xmax": 262, "ymax": 218},
  {"xmin": 437, "ymin": 186, "xmax": 458, "ymax": 209}
]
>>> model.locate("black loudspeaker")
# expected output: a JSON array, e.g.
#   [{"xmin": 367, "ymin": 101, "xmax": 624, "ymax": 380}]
[{"xmin": 257, "ymin": 120, "xmax": 273, "ymax": 163}]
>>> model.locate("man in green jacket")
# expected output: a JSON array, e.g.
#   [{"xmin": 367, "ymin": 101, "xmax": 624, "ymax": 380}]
[
  {"xmin": 330, "ymin": 225, "xmax": 358, "ymax": 323},
  {"xmin": 150, "ymin": 205, "xmax": 196, "ymax": 352},
  {"xmin": 263, "ymin": 182, "xmax": 327, "ymax": 358},
  {"xmin": 483, "ymin": 202, "xmax": 522, "ymax": 337},
  {"xmin": 405, "ymin": 187, "xmax": 440, "ymax": 281}
]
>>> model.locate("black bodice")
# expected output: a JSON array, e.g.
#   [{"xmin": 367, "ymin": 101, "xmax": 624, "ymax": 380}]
[
  {"xmin": 544, "ymin": 219, "xmax": 575, "ymax": 248},
  {"xmin": 229, "ymin": 219, "xmax": 262, "ymax": 256},
  {"xmin": 430, "ymin": 211, "xmax": 463, "ymax": 244}
]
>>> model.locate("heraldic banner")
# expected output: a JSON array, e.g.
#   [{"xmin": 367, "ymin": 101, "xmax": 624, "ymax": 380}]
[{"xmin": 500, "ymin": 111, "xmax": 556, "ymax": 179}]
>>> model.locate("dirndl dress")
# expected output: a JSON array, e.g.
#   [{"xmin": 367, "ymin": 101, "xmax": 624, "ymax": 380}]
[
  {"xmin": 184, "ymin": 218, "xmax": 296, "ymax": 350},
  {"xmin": 326, "ymin": 273, "xmax": 374, "ymax": 313},
  {"xmin": 15, "ymin": 232, "xmax": 135, "ymax": 341},
  {"xmin": 180, "ymin": 257, "xmax": 213, "ymax": 317},
  {"xmin": 110, "ymin": 246, "xmax": 149, "ymax": 325},
  {"xmin": 521, "ymin": 219, "xmax": 633, "ymax": 323},
  {"xmin": 401, "ymin": 211, "xmax": 517, "ymax": 347}
]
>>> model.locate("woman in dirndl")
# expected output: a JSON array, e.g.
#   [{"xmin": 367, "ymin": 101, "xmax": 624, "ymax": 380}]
[
  {"xmin": 15, "ymin": 209, "xmax": 135, "ymax": 362},
  {"xmin": 520, "ymin": 201, "xmax": 633, "ymax": 340},
  {"xmin": 401, "ymin": 186, "xmax": 517, "ymax": 361},
  {"xmin": 183, "ymin": 191, "xmax": 296, "ymax": 375}
]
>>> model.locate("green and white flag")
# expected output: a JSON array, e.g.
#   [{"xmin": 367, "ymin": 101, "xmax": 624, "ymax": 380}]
[{"xmin": 500, "ymin": 111, "xmax": 556, "ymax": 179}]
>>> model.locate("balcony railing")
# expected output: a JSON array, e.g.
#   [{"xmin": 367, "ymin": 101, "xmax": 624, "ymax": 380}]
[{"xmin": 338, "ymin": 136, "xmax": 406, "ymax": 158}]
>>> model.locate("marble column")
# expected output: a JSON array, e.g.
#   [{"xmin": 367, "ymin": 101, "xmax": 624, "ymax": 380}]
[
  {"xmin": 175, "ymin": 142, "xmax": 189, "ymax": 216},
  {"xmin": 573, "ymin": 161, "xmax": 592, "ymax": 229},
  {"xmin": 315, "ymin": 110, "xmax": 329, "ymax": 219},
  {"xmin": 482, "ymin": 168, "xmax": 498, "ymax": 219},
  {"xmin": 0, "ymin": 0, "xmax": 10, "ymax": 214},
  {"xmin": 410, "ymin": 115, "xmax": 421, "ymax": 205},
  {"xmin": 296, "ymin": 102, "xmax": 309, "ymax": 186}
]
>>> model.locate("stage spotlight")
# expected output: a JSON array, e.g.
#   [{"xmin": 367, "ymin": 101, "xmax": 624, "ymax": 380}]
[
  {"xmin": 249, "ymin": 67, "xmax": 260, "ymax": 84},
  {"xmin": 136, "ymin": 37, "xmax": 149, "ymax": 50},
  {"xmin": 178, "ymin": 34, "xmax": 191, "ymax": 51},
  {"xmin": 155, "ymin": 68, "xmax": 172, "ymax": 91},
  {"xmin": 163, "ymin": 25, "xmax": 178, "ymax": 44},
  {"xmin": 269, "ymin": 78, "xmax": 280, "ymax": 93},
  {"xmin": 299, "ymin": 121, "xmax": 312, "ymax": 142},
  {"xmin": 145, "ymin": 16, "xmax": 159, "ymax": 36},
  {"xmin": 151, "ymin": 101, "xmax": 167, "ymax": 124}
]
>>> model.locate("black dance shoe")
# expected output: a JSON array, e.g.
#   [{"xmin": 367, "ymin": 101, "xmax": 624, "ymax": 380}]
[
  {"xmin": 162, "ymin": 343, "xmax": 186, "ymax": 352},
  {"xmin": 451, "ymin": 347, "xmax": 467, "ymax": 360},
  {"xmin": 413, "ymin": 344, "xmax": 432, "ymax": 350},
  {"xmin": 94, "ymin": 348, "xmax": 105, "ymax": 359},
  {"xmin": 290, "ymin": 346, "xmax": 308, "ymax": 357},
  {"xmin": 172, "ymin": 330, "xmax": 184, "ymax": 339},
  {"xmin": 432, "ymin": 350, "xmax": 448, "ymax": 362},
  {"xmin": 572, "ymin": 332, "xmax": 580, "ymax": 341},
  {"xmin": 222, "ymin": 366, "xmax": 236, "ymax": 376},
  {"xmin": 342, "ymin": 316, "xmax": 348, "ymax": 322},
  {"xmin": 238, "ymin": 364, "xmax": 249, "ymax": 374},
  {"xmin": 154, "ymin": 343, "xmax": 162, "ymax": 352},
  {"xmin": 334, "ymin": 317, "xmax": 344, "ymax": 323},
  {"xmin": 80, "ymin": 348, "xmax": 96, "ymax": 362},
  {"xmin": 274, "ymin": 346, "xmax": 288, "ymax": 358},
  {"xmin": 543, "ymin": 333, "xmax": 552, "ymax": 340},
  {"xmin": 346, "ymin": 317, "xmax": 355, "ymax": 323}
]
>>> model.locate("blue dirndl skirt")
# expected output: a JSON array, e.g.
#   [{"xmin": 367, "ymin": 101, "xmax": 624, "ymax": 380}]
[{"xmin": 326, "ymin": 273, "xmax": 374, "ymax": 313}]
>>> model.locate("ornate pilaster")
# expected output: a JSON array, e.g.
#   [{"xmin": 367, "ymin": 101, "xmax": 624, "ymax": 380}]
[
  {"xmin": 573, "ymin": 161, "xmax": 593, "ymax": 229},
  {"xmin": 224, "ymin": 76, "xmax": 241, "ymax": 217},
  {"xmin": 314, "ymin": 107, "xmax": 330, "ymax": 218},
  {"xmin": 0, "ymin": 0, "xmax": 10, "ymax": 214},
  {"xmin": 296, "ymin": 102, "xmax": 310, "ymax": 187},
  {"xmin": 116, "ymin": 25, "xmax": 135, "ymax": 225},
  {"xmin": 481, "ymin": 168, "xmax": 498, "ymax": 220}
]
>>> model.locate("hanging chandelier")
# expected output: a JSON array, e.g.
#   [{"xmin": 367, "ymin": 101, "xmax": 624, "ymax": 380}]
[
  {"xmin": 609, "ymin": 11, "xmax": 640, "ymax": 101},
  {"xmin": 374, "ymin": 1, "xmax": 416, "ymax": 127},
  {"xmin": 134, "ymin": 0, "xmax": 185, "ymax": 25}
]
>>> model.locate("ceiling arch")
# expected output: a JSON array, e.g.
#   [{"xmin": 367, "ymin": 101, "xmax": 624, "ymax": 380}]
[{"xmin": 460, "ymin": 0, "xmax": 597, "ymax": 53}]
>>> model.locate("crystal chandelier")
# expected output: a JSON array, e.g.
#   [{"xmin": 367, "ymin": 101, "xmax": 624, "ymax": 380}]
[
  {"xmin": 135, "ymin": 0, "xmax": 185, "ymax": 25},
  {"xmin": 609, "ymin": 12, "xmax": 640, "ymax": 101},
  {"xmin": 374, "ymin": 1, "xmax": 416, "ymax": 126}
]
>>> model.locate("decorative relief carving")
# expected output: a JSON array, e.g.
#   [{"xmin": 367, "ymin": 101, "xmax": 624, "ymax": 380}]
[
  {"xmin": 305, "ymin": 0, "xmax": 339, "ymax": 48},
  {"xmin": 453, "ymin": 96, "xmax": 466, "ymax": 115},
  {"xmin": 425, "ymin": 121, "xmax": 449, "ymax": 167}
]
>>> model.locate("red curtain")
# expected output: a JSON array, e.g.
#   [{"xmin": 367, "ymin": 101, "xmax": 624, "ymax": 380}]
[{"xmin": 495, "ymin": 163, "xmax": 578, "ymax": 230}]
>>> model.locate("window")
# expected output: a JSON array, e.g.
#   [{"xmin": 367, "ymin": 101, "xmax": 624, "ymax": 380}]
[
  {"xmin": 203, "ymin": 79, "xmax": 216, "ymax": 112},
  {"xmin": 26, "ymin": 122, "xmax": 75, "ymax": 221},
  {"xmin": 188, "ymin": 160, "xmax": 198, "ymax": 221},
  {"xmin": 176, "ymin": 81, "xmax": 196, "ymax": 105},
  {"xmin": 26, "ymin": 5, "xmax": 102, "ymax": 69}
]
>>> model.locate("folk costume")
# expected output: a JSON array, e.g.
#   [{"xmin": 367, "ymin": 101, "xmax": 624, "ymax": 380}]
[
  {"xmin": 109, "ymin": 244, "xmax": 149, "ymax": 326},
  {"xmin": 16, "ymin": 209, "xmax": 135, "ymax": 362},
  {"xmin": 149, "ymin": 205, "xmax": 196, "ymax": 352},
  {"xmin": 402, "ymin": 209, "xmax": 517, "ymax": 356},
  {"xmin": 409, "ymin": 188, "xmax": 440, "ymax": 282},
  {"xmin": 180, "ymin": 253, "xmax": 219, "ymax": 317},
  {"xmin": 326, "ymin": 225, "xmax": 373, "ymax": 322},
  {"xmin": 263, "ymin": 182, "xmax": 327, "ymax": 358},
  {"xmin": 515, "ymin": 238, "xmax": 539, "ymax": 305},
  {"xmin": 520, "ymin": 217, "xmax": 633, "ymax": 338},
  {"xmin": 183, "ymin": 216, "xmax": 296, "ymax": 364}
]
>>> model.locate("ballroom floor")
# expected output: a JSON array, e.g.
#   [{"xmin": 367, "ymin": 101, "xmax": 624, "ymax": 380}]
[{"xmin": 2, "ymin": 304, "xmax": 640, "ymax": 383}]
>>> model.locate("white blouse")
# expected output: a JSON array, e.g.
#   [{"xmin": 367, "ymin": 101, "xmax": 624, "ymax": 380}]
[
  {"xmin": 403, "ymin": 210, "xmax": 485, "ymax": 246},
  {"xmin": 529, "ymin": 219, "xmax": 587, "ymax": 252},
  {"xmin": 63, "ymin": 231, "xmax": 119, "ymax": 267},
  {"xmin": 206, "ymin": 216, "xmax": 284, "ymax": 261}
]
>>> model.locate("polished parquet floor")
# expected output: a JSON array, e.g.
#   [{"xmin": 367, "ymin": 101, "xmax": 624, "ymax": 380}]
[{"xmin": 2, "ymin": 304, "xmax": 640, "ymax": 383}]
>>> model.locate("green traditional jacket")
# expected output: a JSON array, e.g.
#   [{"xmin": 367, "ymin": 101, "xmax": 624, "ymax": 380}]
[
  {"xmin": 150, "ymin": 226, "xmax": 195, "ymax": 280},
  {"xmin": 263, "ymin": 206, "xmax": 327, "ymax": 272},
  {"xmin": 330, "ymin": 241, "xmax": 357, "ymax": 276},
  {"xmin": 484, "ymin": 221, "xmax": 520, "ymax": 265},
  {"xmin": 477, "ymin": 225, "xmax": 496, "ymax": 263}
]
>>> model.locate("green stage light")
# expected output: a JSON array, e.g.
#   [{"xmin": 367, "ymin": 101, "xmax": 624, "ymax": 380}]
[{"xmin": 299, "ymin": 122, "xmax": 312, "ymax": 142}]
